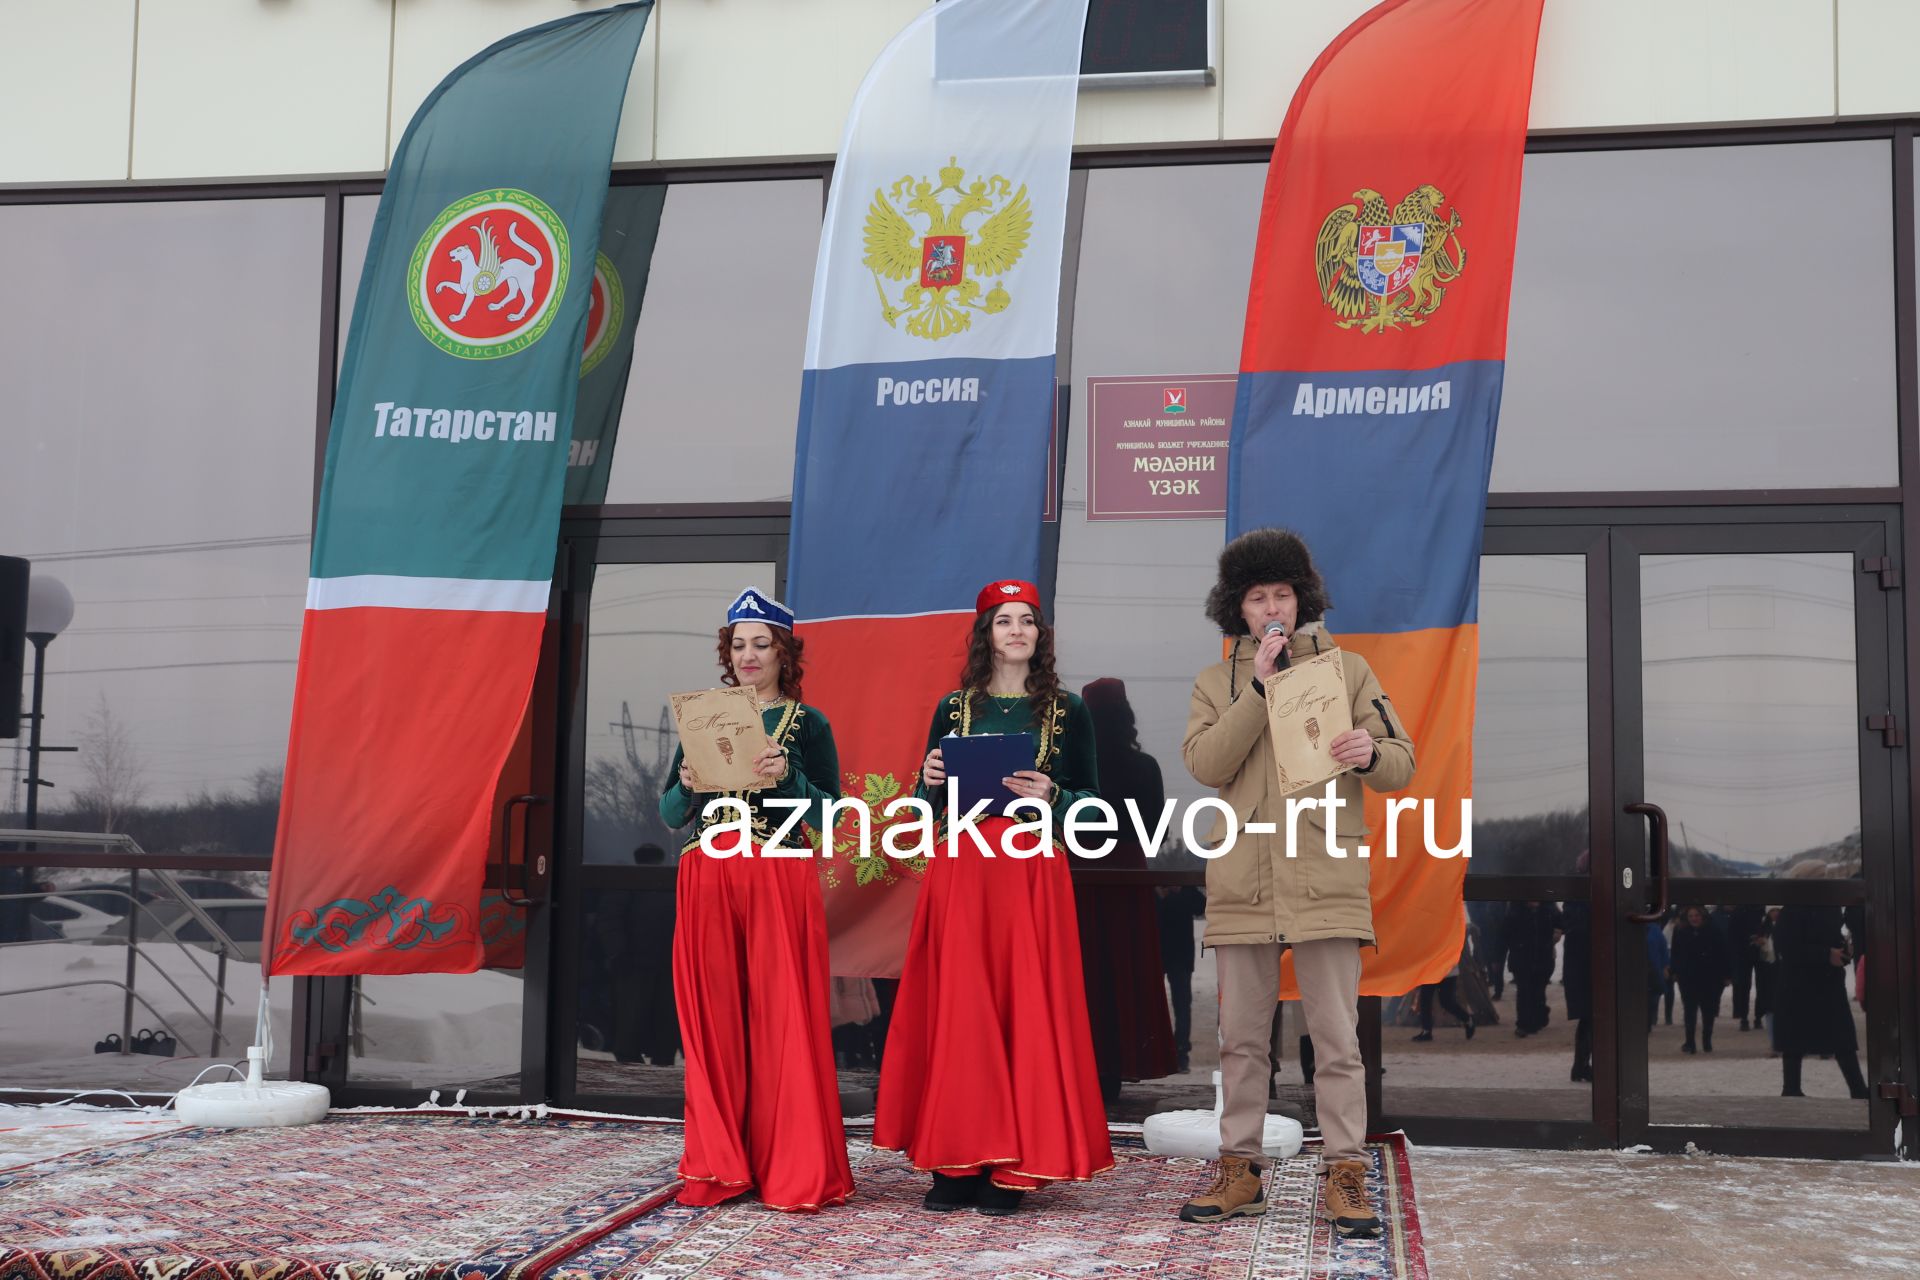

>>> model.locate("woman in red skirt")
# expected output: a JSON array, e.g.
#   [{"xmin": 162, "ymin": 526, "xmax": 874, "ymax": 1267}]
[
  {"xmin": 659, "ymin": 587, "xmax": 853, "ymax": 1212},
  {"xmin": 875, "ymin": 579, "xmax": 1113, "ymax": 1216}
]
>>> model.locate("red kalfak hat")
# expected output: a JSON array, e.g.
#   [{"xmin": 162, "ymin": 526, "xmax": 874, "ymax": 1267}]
[{"xmin": 975, "ymin": 579, "xmax": 1041, "ymax": 614}]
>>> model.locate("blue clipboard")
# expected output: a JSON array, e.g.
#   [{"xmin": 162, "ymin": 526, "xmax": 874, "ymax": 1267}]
[{"xmin": 940, "ymin": 732, "xmax": 1036, "ymax": 811}]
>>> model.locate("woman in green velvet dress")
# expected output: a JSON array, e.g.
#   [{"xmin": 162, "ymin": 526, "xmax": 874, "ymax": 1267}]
[
  {"xmin": 658, "ymin": 587, "xmax": 852, "ymax": 1212},
  {"xmin": 873, "ymin": 579, "xmax": 1113, "ymax": 1217}
]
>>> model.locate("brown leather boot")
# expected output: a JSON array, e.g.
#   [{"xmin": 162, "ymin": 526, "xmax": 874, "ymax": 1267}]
[
  {"xmin": 1177, "ymin": 1155, "xmax": 1265, "ymax": 1223},
  {"xmin": 1322, "ymin": 1159, "xmax": 1381, "ymax": 1238}
]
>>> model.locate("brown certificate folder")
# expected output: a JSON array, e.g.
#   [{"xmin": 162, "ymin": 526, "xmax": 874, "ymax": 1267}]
[
  {"xmin": 669, "ymin": 685, "xmax": 775, "ymax": 792},
  {"xmin": 1264, "ymin": 647, "xmax": 1355, "ymax": 797}
]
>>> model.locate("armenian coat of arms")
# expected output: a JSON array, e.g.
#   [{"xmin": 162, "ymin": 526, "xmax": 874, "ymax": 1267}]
[
  {"xmin": 863, "ymin": 156, "xmax": 1032, "ymax": 341},
  {"xmin": 1314, "ymin": 185, "xmax": 1465, "ymax": 333}
]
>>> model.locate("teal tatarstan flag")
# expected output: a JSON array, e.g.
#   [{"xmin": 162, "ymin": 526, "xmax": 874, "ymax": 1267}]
[{"xmin": 266, "ymin": 3, "xmax": 653, "ymax": 977}]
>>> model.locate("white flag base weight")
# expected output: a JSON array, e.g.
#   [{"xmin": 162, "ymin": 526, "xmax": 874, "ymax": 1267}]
[
  {"xmin": 1142, "ymin": 1069, "xmax": 1305, "ymax": 1160},
  {"xmin": 175, "ymin": 1045, "xmax": 330, "ymax": 1128}
]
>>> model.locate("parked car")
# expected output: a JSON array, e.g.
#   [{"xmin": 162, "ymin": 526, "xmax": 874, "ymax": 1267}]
[
  {"xmin": 27, "ymin": 894, "xmax": 121, "ymax": 941},
  {"xmin": 58, "ymin": 875, "xmax": 263, "ymax": 918},
  {"xmin": 97, "ymin": 898, "xmax": 266, "ymax": 962}
]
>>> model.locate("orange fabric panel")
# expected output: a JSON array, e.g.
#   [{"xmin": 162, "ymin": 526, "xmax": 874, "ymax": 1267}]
[{"xmin": 1280, "ymin": 625, "xmax": 1474, "ymax": 998}]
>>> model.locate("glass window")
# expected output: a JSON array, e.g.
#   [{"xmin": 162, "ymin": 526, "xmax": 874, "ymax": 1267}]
[
  {"xmin": 1641, "ymin": 553, "xmax": 1859, "ymax": 873},
  {"xmin": 1055, "ymin": 163, "xmax": 1264, "ymax": 827},
  {"xmin": 1472, "ymin": 554, "xmax": 1588, "ymax": 875},
  {"xmin": 1383, "ymin": 895, "xmax": 1594, "ymax": 1125},
  {"xmin": 338, "ymin": 193, "xmax": 377, "ymax": 371},
  {"xmin": 580, "ymin": 560, "xmax": 776, "ymax": 864},
  {"xmin": 347, "ymin": 972, "xmax": 525, "ymax": 1091},
  {"xmin": 0, "ymin": 197, "xmax": 316, "ymax": 1092},
  {"xmin": 1644, "ymin": 898, "xmax": 1869, "ymax": 1131},
  {"xmin": 1497, "ymin": 141, "xmax": 1898, "ymax": 491},
  {"xmin": 602, "ymin": 179, "xmax": 822, "ymax": 505},
  {"xmin": 1048, "ymin": 164, "xmax": 1267, "ymax": 1115},
  {"xmin": 0, "ymin": 198, "xmax": 320, "ymax": 845}
]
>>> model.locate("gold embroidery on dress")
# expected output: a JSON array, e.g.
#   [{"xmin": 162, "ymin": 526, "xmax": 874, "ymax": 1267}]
[{"xmin": 957, "ymin": 690, "xmax": 1064, "ymax": 773}]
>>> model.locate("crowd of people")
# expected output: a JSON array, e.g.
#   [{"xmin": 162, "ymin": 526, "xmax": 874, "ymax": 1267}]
[{"xmin": 1423, "ymin": 895, "xmax": 1871, "ymax": 1098}]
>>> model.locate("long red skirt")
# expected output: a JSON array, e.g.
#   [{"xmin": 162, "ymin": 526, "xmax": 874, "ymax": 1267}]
[
  {"xmin": 673, "ymin": 833, "xmax": 853, "ymax": 1211},
  {"xmin": 874, "ymin": 816, "xmax": 1114, "ymax": 1189}
]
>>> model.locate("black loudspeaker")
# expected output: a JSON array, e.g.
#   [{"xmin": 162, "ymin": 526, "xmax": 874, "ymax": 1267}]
[{"xmin": 0, "ymin": 556, "xmax": 26, "ymax": 739}]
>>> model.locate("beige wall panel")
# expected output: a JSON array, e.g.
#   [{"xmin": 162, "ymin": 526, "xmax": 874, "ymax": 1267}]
[
  {"xmin": 0, "ymin": 0, "xmax": 136, "ymax": 184},
  {"xmin": 1528, "ymin": 0, "xmax": 1834, "ymax": 130},
  {"xmin": 1075, "ymin": 85, "xmax": 1219, "ymax": 147},
  {"xmin": 1838, "ymin": 0, "xmax": 1920, "ymax": 117},
  {"xmin": 391, "ymin": 0, "xmax": 657, "ymax": 167},
  {"xmin": 132, "ymin": 0, "xmax": 391, "ymax": 179},
  {"xmin": 1220, "ymin": 0, "xmax": 1374, "ymax": 142},
  {"xmin": 1225, "ymin": 0, "xmax": 1836, "ymax": 141},
  {"xmin": 655, "ymin": 0, "xmax": 923, "ymax": 161}
]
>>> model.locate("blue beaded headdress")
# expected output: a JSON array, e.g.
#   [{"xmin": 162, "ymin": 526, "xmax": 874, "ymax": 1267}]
[{"xmin": 726, "ymin": 587, "xmax": 794, "ymax": 631}]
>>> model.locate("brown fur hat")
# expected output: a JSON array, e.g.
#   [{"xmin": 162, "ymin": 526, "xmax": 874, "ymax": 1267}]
[{"xmin": 1204, "ymin": 528, "xmax": 1330, "ymax": 636}]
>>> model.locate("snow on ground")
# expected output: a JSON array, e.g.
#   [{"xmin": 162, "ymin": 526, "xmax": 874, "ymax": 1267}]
[
  {"xmin": 1, "ymin": 942, "xmax": 522, "ymax": 1092},
  {"xmin": 0, "ymin": 1103, "xmax": 185, "ymax": 1166},
  {"xmin": 1, "ymin": 940, "xmax": 291, "ymax": 1090}
]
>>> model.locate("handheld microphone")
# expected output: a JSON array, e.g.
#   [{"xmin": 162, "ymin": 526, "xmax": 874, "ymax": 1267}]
[{"xmin": 1264, "ymin": 620, "xmax": 1291, "ymax": 670}]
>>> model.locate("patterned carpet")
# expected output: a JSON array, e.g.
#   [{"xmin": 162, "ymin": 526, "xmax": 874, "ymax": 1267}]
[
  {"xmin": 0, "ymin": 1113, "xmax": 684, "ymax": 1280},
  {"xmin": 561, "ymin": 1134, "xmax": 1428, "ymax": 1280},
  {"xmin": 0, "ymin": 1116, "xmax": 1425, "ymax": 1280}
]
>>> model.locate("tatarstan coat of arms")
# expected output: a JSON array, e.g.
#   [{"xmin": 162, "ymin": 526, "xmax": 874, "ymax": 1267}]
[
  {"xmin": 1314, "ymin": 184, "xmax": 1465, "ymax": 333},
  {"xmin": 863, "ymin": 156, "xmax": 1032, "ymax": 341}
]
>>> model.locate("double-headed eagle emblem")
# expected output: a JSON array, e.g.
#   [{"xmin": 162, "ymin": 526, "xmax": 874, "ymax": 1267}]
[
  {"xmin": 864, "ymin": 156, "xmax": 1032, "ymax": 341},
  {"xmin": 1314, "ymin": 185, "xmax": 1466, "ymax": 333}
]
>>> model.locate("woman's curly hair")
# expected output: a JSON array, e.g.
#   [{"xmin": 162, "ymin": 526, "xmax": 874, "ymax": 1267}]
[
  {"xmin": 717, "ymin": 623, "xmax": 805, "ymax": 702},
  {"xmin": 960, "ymin": 602, "xmax": 1061, "ymax": 718}
]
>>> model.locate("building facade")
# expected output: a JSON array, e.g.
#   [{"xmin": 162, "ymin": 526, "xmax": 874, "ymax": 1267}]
[{"xmin": 3, "ymin": 0, "xmax": 1917, "ymax": 1159}]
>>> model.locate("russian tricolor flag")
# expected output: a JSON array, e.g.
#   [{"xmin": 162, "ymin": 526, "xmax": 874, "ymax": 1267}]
[{"xmin": 788, "ymin": 0, "xmax": 1088, "ymax": 974}]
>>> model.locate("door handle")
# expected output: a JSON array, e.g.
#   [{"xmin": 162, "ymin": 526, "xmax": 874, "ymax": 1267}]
[
  {"xmin": 1623, "ymin": 801, "xmax": 1669, "ymax": 924},
  {"xmin": 495, "ymin": 793, "xmax": 550, "ymax": 907}
]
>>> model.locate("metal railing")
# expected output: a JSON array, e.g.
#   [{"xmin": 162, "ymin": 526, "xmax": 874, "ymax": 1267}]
[{"xmin": 0, "ymin": 828, "xmax": 258, "ymax": 1059}]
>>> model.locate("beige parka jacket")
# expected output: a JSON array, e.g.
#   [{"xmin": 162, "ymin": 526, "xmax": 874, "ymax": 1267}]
[{"xmin": 1182, "ymin": 622, "xmax": 1416, "ymax": 948}]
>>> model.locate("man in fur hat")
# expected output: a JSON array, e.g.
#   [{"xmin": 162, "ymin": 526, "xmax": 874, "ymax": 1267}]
[{"xmin": 1176, "ymin": 528, "xmax": 1415, "ymax": 1238}]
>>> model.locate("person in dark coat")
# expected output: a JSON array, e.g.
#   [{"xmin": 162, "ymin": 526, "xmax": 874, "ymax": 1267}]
[
  {"xmin": 1755, "ymin": 905, "xmax": 1780, "ymax": 1024},
  {"xmin": 1412, "ymin": 937, "xmax": 1476, "ymax": 1042},
  {"xmin": 1469, "ymin": 899, "xmax": 1509, "ymax": 1000},
  {"xmin": 1659, "ymin": 908, "xmax": 1678, "ymax": 1025},
  {"xmin": 1669, "ymin": 905, "xmax": 1729, "ymax": 1054},
  {"xmin": 1844, "ymin": 902, "xmax": 1867, "ymax": 1013},
  {"xmin": 1077, "ymin": 678, "xmax": 1179, "ymax": 1100},
  {"xmin": 1644, "ymin": 922, "xmax": 1670, "ymax": 1032},
  {"xmin": 1725, "ymin": 903, "xmax": 1768, "ymax": 1031},
  {"xmin": 610, "ymin": 844, "xmax": 680, "ymax": 1066},
  {"xmin": 1561, "ymin": 898, "xmax": 1593, "ymax": 1081},
  {"xmin": 1504, "ymin": 901, "xmax": 1563, "ymax": 1036},
  {"xmin": 1773, "ymin": 902, "xmax": 1868, "ymax": 1098},
  {"xmin": 1157, "ymin": 884, "xmax": 1206, "ymax": 1072}
]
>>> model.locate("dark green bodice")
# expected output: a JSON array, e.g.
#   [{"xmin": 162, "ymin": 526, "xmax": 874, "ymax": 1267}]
[
  {"xmin": 914, "ymin": 689, "xmax": 1099, "ymax": 819},
  {"xmin": 660, "ymin": 700, "xmax": 841, "ymax": 850}
]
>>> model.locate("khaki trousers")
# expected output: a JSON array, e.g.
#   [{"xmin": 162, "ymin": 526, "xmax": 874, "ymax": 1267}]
[{"xmin": 1216, "ymin": 938, "xmax": 1365, "ymax": 1167}]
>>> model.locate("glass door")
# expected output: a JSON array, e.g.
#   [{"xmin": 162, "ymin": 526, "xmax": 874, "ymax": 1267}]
[
  {"xmin": 1379, "ymin": 527, "xmax": 1607, "ymax": 1146},
  {"xmin": 1609, "ymin": 520, "xmax": 1901, "ymax": 1156},
  {"xmin": 1389, "ymin": 511, "xmax": 1906, "ymax": 1159},
  {"xmin": 548, "ymin": 517, "xmax": 787, "ymax": 1115}
]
